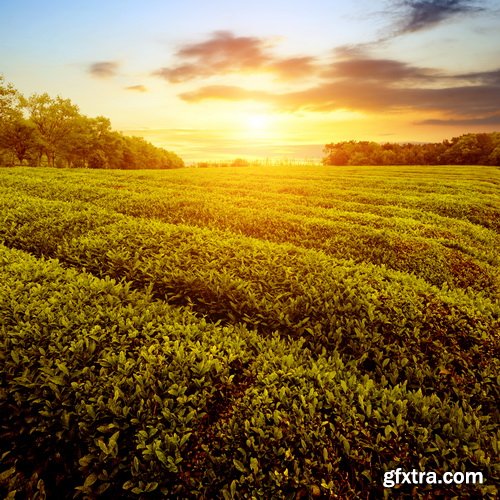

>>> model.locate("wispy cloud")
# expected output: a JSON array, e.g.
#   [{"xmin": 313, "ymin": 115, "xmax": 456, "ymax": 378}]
[
  {"xmin": 418, "ymin": 113, "xmax": 500, "ymax": 125},
  {"xmin": 125, "ymin": 84, "xmax": 148, "ymax": 92},
  {"xmin": 453, "ymin": 69, "xmax": 500, "ymax": 85},
  {"xmin": 155, "ymin": 28, "xmax": 499, "ymax": 126},
  {"xmin": 180, "ymin": 52, "xmax": 500, "ymax": 122},
  {"xmin": 392, "ymin": 0, "xmax": 485, "ymax": 34},
  {"xmin": 153, "ymin": 31, "xmax": 318, "ymax": 83},
  {"xmin": 324, "ymin": 56, "xmax": 438, "ymax": 82},
  {"xmin": 88, "ymin": 61, "xmax": 120, "ymax": 78},
  {"xmin": 180, "ymin": 85, "xmax": 270, "ymax": 102},
  {"xmin": 272, "ymin": 56, "xmax": 318, "ymax": 80}
]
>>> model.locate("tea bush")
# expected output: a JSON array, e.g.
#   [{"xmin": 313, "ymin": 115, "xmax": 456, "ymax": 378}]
[
  {"xmin": 0, "ymin": 167, "xmax": 498, "ymax": 296},
  {"xmin": 0, "ymin": 165, "xmax": 498, "ymax": 498},
  {"xmin": 0, "ymin": 245, "xmax": 258, "ymax": 497},
  {"xmin": 0, "ymin": 246, "xmax": 498, "ymax": 498}
]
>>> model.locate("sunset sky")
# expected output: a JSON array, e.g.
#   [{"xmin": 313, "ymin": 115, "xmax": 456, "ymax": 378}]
[{"xmin": 1, "ymin": 0, "xmax": 500, "ymax": 161}]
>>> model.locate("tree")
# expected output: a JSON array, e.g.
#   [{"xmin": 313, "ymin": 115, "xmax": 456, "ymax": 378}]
[
  {"xmin": 0, "ymin": 76, "xmax": 25, "ymax": 164},
  {"xmin": 323, "ymin": 143, "xmax": 349, "ymax": 165},
  {"xmin": 0, "ymin": 75, "xmax": 22, "ymax": 123},
  {"xmin": 25, "ymin": 93, "xmax": 81, "ymax": 167},
  {"xmin": 487, "ymin": 144, "xmax": 500, "ymax": 166},
  {"xmin": 322, "ymin": 133, "xmax": 500, "ymax": 166},
  {"xmin": 0, "ymin": 77, "xmax": 184, "ymax": 169},
  {"xmin": 440, "ymin": 134, "xmax": 484, "ymax": 164},
  {"xmin": 0, "ymin": 119, "xmax": 41, "ymax": 164}
]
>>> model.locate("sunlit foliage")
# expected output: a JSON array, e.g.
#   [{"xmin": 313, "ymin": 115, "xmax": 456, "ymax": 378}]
[{"xmin": 0, "ymin": 165, "xmax": 498, "ymax": 498}]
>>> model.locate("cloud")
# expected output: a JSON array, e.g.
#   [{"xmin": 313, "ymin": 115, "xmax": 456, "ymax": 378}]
[
  {"xmin": 125, "ymin": 85, "xmax": 148, "ymax": 92},
  {"xmin": 157, "ymin": 30, "xmax": 499, "ymax": 126},
  {"xmin": 154, "ymin": 31, "xmax": 270, "ymax": 82},
  {"xmin": 176, "ymin": 30, "xmax": 271, "ymax": 63},
  {"xmin": 454, "ymin": 69, "xmax": 500, "ymax": 85},
  {"xmin": 393, "ymin": 0, "xmax": 485, "ymax": 34},
  {"xmin": 293, "ymin": 82, "xmax": 500, "ymax": 116},
  {"xmin": 418, "ymin": 113, "xmax": 500, "ymax": 125},
  {"xmin": 268, "ymin": 56, "xmax": 318, "ymax": 80},
  {"xmin": 153, "ymin": 31, "xmax": 317, "ymax": 82},
  {"xmin": 180, "ymin": 57, "xmax": 500, "ymax": 121},
  {"xmin": 88, "ymin": 61, "xmax": 120, "ymax": 78},
  {"xmin": 180, "ymin": 85, "xmax": 271, "ymax": 102},
  {"xmin": 324, "ymin": 57, "xmax": 438, "ymax": 82}
]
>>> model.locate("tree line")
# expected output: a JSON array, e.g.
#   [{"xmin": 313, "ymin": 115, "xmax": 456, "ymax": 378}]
[
  {"xmin": 323, "ymin": 133, "xmax": 500, "ymax": 166},
  {"xmin": 0, "ymin": 76, "xmax": 184, "ymax": 169}
]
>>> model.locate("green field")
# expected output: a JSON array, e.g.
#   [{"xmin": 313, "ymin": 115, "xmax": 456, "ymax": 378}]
[{"xmin": 0, "ymin": 165, "xmax": 499, "ymax": 498}]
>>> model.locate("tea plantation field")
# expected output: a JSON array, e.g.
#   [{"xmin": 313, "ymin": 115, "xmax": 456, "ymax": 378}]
[{"xmin": 0, "ymin": 165, "xmax": 499, "ymax": 498}]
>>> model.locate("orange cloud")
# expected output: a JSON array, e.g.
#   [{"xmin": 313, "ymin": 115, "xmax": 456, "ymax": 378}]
[
  {"xmin": 177, "ymin": 30, "xmax": 271, "ymax": 63},
  {"xmin": 88, "ymin": 61, "xmax": 120, "ymax": 78},
  {"xmin": 324, "ymin": 57, "xmax": 438, "ymax": 82},
  {"xmin": 156, "ymin": 31, "xmax": 500, "ymax": 126},
  {"xmin": 282, "ymin": 81, "xmax": 500, "ymax": 116},
  {"xmin": 154, "ymin": 31, "xmax": 318, "ymax": 82},
  {"xmin": 180, "ymin": 70, "xmax": 500, "ymax": 120},
  {"xmin": 180, "ymin": 85, "xmax": 271, "ymax": 102},
  {"xmin": 125, "ymin": 85, "xmax": 148, "ymax": 92},
  {"xmin": 273, "ymin": 56, "xmax": 318, "ymax": 80}
]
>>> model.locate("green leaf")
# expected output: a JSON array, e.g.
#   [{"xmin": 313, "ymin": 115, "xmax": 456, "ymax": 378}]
[
  {"xmin": 56, "ymin": 360, "xmax": 69, "ymax": 376},
  {"xmin": 341, "ymin": 436, "xmax": 350, "ymax": 455},
  {"xmin": 144, "ymin": 482, "xmax": 158, "ymax": 492},
  {"xmin": 0, "ymin": 467, "xmax": 16, "ymax": 482},
  {"xmin": 122, "ymin": 480, "xmax": 134, "ymax": 490},
  {"xmin": 180, "ymin": 432, "xmax": 192, "ymax": 447},
  {"xmin": 83, "ymin": 473, "xmax": 97, "ymax": 488},
  {"xmin": 78, "ymin": 454, "xmax": 93, "ymax": 467},
  {"xmin": 50, "ymin": 376, "xmax": 65, "ymax": 386},
  {"xmin": 109, "ymin": 431, "xmax": 120, "ymax": 447},
  {"xmin": 396, "ymin": 413, "xmax": 403, "ymax": 428},
  {"xmin": 250, "ymin": 457, "xmax": 259, "ymax": 474},
  {"xmin": 230, "ymin": 480, "xmax": 237, "ymax": 497},
  {"xmin": 233, "ymin": 459, "xmax": 246, "ymax": 473},
  {"xmin": 155, "ymin": 449, "xmax": 168, "ymax": 465},
  {"xmin": 96, "ymin": 439, "xmax": 109, "ymax": 455}
]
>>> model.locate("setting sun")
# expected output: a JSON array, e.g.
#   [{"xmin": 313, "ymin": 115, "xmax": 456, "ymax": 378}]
[{"xmin": 246, "ymin": 113, "xmax": 271, "ymax": 132}]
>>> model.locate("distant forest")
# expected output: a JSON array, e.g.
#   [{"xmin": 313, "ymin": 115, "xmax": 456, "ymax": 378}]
[
  {"xmin": 323, "ymin": 133, "xmax": 500, "ymax": 166},
  {"xmin": 0, "ymin": 76, "xmax": 184, "ymax": 169},
  {"xmin": 3, "ymin": 76, "xmax": 500, "ymax": 169}
]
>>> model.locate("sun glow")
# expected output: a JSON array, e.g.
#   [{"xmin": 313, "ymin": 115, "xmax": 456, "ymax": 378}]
[
  {"xmin": 240, "ymin": 112, "xmax": 280, "ymax": 140},
  {"xmin": 246, "ymin": 113, "xmax": 271, "ymax": 131}
]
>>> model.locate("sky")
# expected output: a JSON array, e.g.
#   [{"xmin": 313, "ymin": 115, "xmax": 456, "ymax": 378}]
[{"xmin": 1, "ymin": 0, "xmax": 500, "ymax": 161}]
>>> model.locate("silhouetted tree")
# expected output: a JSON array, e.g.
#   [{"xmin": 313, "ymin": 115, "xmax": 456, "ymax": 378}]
[
  {"xmin": 323, "ymin": 134, "xmax": 500, "ymax": 166},
  {"xmin": 0, "ymin": 77, "xmax": 184, "ymax": 169},
  {"xmin": 0, "ymin": 119, "xmax": 40, "ymax": 164}
]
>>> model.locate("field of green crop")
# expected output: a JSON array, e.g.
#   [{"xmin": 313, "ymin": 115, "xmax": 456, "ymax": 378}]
[{"xmin": 0, "ymin": 164, "xmax": 499, "ymax": 498}]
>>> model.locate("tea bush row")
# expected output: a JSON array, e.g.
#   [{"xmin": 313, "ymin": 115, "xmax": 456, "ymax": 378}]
[
  {"xmin": 0, "ymin": 169, "xmax": 497, "ymax": 297},
  {"xmin": 0, "ymin": 245, "xmax": 497, "ymax": 498},
  {"xmin": 0, "ymin": 244, "xmax": 256, "ymax": 497},
  {"xmin": 0, "ymin": 192, "xmax": 498, "ymax": 414},
  {"xmin": 1, "ymin": 165, "xmax": 497, "ymax": 230}
]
